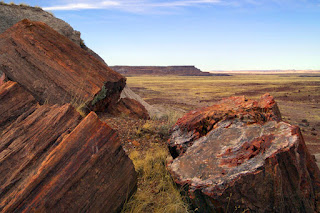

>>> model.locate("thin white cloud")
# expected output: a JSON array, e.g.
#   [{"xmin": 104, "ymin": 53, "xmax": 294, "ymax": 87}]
[
  {"xmin": 43, "ymin": 0, "xmax": 221, "ymax": 11},
  {"xmin": 43, "ymin": 1, "xmax": 120, "ymax": 10}
]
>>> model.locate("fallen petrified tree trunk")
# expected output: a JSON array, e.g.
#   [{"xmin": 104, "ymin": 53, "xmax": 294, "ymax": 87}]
[
  {"xmin": 0, "ymin": 82, "xmax": 137, "ymax": 212},
  {"xmin": 167, "ymin": 94, "xmax": 320, "ymax": 212},
  {"xmin": 0, "ymin": 19, "xmax": 125, "ymax": 112}
]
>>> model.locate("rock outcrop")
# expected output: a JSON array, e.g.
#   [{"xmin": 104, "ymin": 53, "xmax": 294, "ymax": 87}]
[
  {"xmin": 0, "ymin": 19, "xmax": 125, "ymax": 112},
  {"xmin": 0, "ymin": 2, "xmax": 107, "ymax": 65},
  {"xmin": 0, "ymin": 3, "xmax": 153, "ymax": 119},
  {"xmin": 111, "ymin": 66, "xmax": 229, "ymax": 76},
  {"xmin": 167, "ymin": 94, "xmax": 320, "ymax": 212},
  {"xmin": 0, "ymin": 81, "xmax": 37, "ymax": 131},
  {"xmin": 0, "ymin": 82, "xmax": 137, "ymax": 212}
]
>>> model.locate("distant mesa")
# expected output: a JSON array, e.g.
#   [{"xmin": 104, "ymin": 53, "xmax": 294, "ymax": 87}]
[{"xmin": 111, "ymin": 66, "xmax": 231, "ymax": 76}]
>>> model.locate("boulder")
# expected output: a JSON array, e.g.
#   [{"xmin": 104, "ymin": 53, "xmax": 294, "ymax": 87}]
[
  {"xmin": 169, "ymin": 94, "xmax": 282, "ymax": 156},
  {"xmin": 0, "ymin": 19, "xmax": 125, "ymax": 112},
  {"xmin": 0, "ymin": 102, "xmax": 137, "ymax": 212},
  {"xmin": 167, "ymin": 94, "xmax": 320, "ymax": 212}
]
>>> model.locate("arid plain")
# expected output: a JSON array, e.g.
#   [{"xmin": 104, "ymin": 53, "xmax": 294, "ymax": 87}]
[{"xmin": 127, "ymin": 73, "xmax": 320, "ymax": 158}]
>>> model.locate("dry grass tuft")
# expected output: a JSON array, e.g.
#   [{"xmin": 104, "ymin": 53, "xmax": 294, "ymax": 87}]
[{"xmin": 122, "ymin": 144, "xmax": 190, "ymax": 213}]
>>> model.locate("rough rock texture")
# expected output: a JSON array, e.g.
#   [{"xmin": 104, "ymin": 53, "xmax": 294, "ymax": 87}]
[
  {"xmin": 0, "ymin": 19, "xmax": 125, "ymax": 112},
  {"xmin": 167, "ymin": 94, "xmax": 320, "ymax": 212},
  {"xmin": 121, "ymin": 85, "xmax": 164, "ymax": 119},
  {"xmin": 0, "ymin": 81, "xmax": 37, "ymax": 130},
  {"xmin": 111, "ymin": 66, "xmax": 229, "ymax": 76},
  {"xmin": 0, "ymin": 72, "xmax": 5, "ymax": 86},
  {"xmin": 0, "ymin": 2, "xmax": 107, "ymax": 65},
  {"xmin": 110, "ymin": 97, "xmax": 150, "ymax": 120},
  {"xmin": 0, "ymin": 103, "xmax": 137, "ymax": 212},
  {"xmin": 169, "ymin": 93, "xmax": 282, "ymax": 155}
]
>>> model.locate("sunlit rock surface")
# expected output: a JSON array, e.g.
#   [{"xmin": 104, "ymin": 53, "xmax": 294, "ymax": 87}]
[
  {"xmin": 0, "ymin": 19, "xmax": 125, "ymax": 112},
  {"xmin": 0, "ymin": 82, "xmax": 137, "ymax": 212},
  {"xmin": 168, "ymin": 94, "xmax": 320, "ymax": 212}
]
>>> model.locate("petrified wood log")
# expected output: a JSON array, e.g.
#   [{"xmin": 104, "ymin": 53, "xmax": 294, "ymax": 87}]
[
  {"xmin": 0, "ymin": 81, "xmax": 37, "ymax": 130},
  {"xmin": 0, "ymin": 19, "xmax": 125, "ymax": 112},
  {"xmin": 169, "ymin": 93, "xmax": 282, "ymax": 156},
  {"xmin": 0, "ymin": 104, "xmax": 137, "ymax": 212},
  {"xmin": 167, "ymin": 94, "xmax": 320, "ymax": 212}
]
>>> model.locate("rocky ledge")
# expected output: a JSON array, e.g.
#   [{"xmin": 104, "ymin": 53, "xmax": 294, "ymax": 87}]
[
  {"xmin": 167, "ymin": 94, "xmax": 320, "ymax": 212},
  {"xmin": 0, "ymin": 81, "xmax": 137, "ymax": 212},
  {"xmin": 0, "ymin": 19, "xmax": 125, "ymax": 112}
]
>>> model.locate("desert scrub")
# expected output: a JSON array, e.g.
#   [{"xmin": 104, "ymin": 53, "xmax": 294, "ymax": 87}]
[
  {"xmin": 122, "ymin": 144, "xmax": 190, "ymax": 213},
  {"xmin": 91, "ymin": 84, "xmax": 107, "ymax": 105},
  {"xmin": 135, "ymin": 109, "xmax": 183, "ymax": 139}
]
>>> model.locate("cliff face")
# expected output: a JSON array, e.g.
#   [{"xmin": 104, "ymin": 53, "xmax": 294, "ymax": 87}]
[
  {"xmin": 111, "ymin": 66, "xmax": 219, "ymax": 76},
  {"xmin": 0, "ymin": 2, "xmax": 107, "ymax": 65}
]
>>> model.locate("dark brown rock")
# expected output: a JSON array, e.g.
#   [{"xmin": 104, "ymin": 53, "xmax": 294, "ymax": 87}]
[
  {"xmin": 0, "ymin": 81, "xmax": 37, "ymax": 130},
  {"xmin": 0, "ymin": 19, "xmax": 125, "ymax": 112},
  {"xmin": 0, "ymin": 104, "xmax": 137, "ymax": 212},
  {"xmin": 167, "ymin": 94, "xmax": 320, "ymax": 212}
]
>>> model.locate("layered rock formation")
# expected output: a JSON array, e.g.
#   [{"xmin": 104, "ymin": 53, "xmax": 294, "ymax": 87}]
[
  {"xmin": 0, "ymin": 3, "xmax": 158, "ymax": 119},
  {"xmin": 0, "ymin": 81, "xmax": 37, "ymax": 130},
  {"xmin": 0, "ymin": 81, "xmax": 137, "ymax": 212},
  {"xmin": 0, "ymin": 2, "xmax": 106, "ymax": 64},
  {"xmin": 0, "ymin": 19, "xmax": 125, "ymax": 112},
  {"xmin": 111, "ymin": 66, "xmax": 229, "ymax": 76},
  {"xmin": 167, "ymin": 94, "xmax": 320, "ymax": 212}
]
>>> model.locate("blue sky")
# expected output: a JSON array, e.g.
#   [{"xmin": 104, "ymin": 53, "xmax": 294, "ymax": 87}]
[{"xmin": 4, "ymin": 0, "xmax": 320, "ymax": 71}]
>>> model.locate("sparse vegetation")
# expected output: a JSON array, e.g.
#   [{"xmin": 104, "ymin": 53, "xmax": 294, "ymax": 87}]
[
  {"xmin": 122, "ymin": 144, "xmax": 190, "ymax": 213},
  {"xmin": 127, "ymin": 74, "xmax": 320, "ymax": 143}
]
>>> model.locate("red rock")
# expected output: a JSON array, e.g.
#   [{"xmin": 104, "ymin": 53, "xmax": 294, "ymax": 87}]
[
  {"xmin": 169, "ymin": 93, "xmax": 282, "ymax": 155},
  {"xmin": 0, "ymin": 19, "xmax": 125, "ymax": 112},
  {"xmin": 110, "ymin": 97, "xmax": 150, "ymax": 120},
  {"xmin": 0, "ymin": 72, "xmax": 5, "ymax": 86},
  {"xmin": 0, "ymin": 81, "xmax": 37, "ymax": 130},
  {"xmin": 0, "ymin": 104, "xmax": 137, "ymax": 212},
  {"xmin": 167, "ymin": 94, "xmax": 320, "ymax": 212}
]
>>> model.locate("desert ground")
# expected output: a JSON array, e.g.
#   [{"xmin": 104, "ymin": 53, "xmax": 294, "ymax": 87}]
[{"xmin": 126, "ymin": 73, "xmax": 320, "ymax": 155}]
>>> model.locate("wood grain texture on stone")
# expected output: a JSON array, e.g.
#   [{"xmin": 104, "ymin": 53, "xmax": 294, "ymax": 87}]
[
  {"xmin": 0, "ymin": 105, "xmax": 137, "ymax": 212},
  {"xmin": 0, "ymin": 81, "xmax": 37, "ymax": 130},
  {"xmin": 0, "ymin": 2, "xmax": 107, "ymax": 65},
  {"xmin": 169, "ymin": 93, "xmax": 282, "ymax": 155},
  {"xmin": 0, "ymin": 19, "xmax": 125, "ymax": 112},
  {"xmin": 167, "ymin": 94, "xmax": 320, "ymax": 212}
]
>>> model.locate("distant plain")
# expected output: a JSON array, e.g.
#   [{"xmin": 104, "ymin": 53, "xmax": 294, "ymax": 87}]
[{"xmin": 127, "ymin": 73, "xmax": 320, "ymax": 156}]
